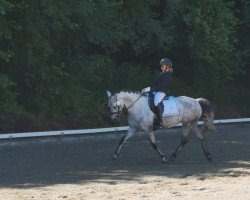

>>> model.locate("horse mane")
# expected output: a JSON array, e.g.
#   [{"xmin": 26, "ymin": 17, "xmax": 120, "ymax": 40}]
[
  {"xmin": 114, "ymin": 90, "xmax": 143, "ymax": 102},
  {"xmin": 114, "ymin": 90, "xmax": 141, "ymax": 97},
  {"xmin": 118, "ymin": 90, "xmax": 141, "ymax": 95}
]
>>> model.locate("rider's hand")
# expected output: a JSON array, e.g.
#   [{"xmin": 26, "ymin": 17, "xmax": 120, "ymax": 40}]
[{"xmin": 141, "ymin": 87, "xmax": 150, "ymax": 93}]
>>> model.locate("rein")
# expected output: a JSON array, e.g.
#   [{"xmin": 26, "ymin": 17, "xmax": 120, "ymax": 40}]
[{"xmin": 126, "ymin": 93, "xmax": 144, "ymax": 110}]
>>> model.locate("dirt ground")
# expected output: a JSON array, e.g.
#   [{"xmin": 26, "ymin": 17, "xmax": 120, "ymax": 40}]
[{"xmin": 0, "ymin": 124, "xmax": 250, "ymax": 200}]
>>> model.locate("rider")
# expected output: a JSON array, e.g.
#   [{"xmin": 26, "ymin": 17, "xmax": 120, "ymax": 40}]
[{"xmin": 141, "ymin": 58, "xmax": 173, "ymax": 129}]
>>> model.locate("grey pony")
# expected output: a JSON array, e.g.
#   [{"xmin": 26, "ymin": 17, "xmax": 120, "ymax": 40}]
[{"xmin": 107, "ymin": 91, "xmax": 216, "ymax": 163}]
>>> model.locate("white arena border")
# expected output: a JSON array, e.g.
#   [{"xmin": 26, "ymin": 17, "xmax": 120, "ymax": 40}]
[{"xmin": 0, "ymin": 118, "xmax": 250, "ymax": 140}]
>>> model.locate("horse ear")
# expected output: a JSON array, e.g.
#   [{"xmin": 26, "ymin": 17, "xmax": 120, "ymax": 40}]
[{"xmin": 107, "ymin": 91, "xmax": 112, "ymax": 99}]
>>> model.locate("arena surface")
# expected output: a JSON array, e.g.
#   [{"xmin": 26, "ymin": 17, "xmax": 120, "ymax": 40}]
[{"xmin": 0, "ymin": 124, "xmax": 250, "ymax": 200}]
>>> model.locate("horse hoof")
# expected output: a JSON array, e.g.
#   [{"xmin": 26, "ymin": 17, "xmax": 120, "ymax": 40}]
[
  {"xmin": 207, "ymin": 157, "xmax": 213, "ymax": 163},
  {"xmin": 161, "ymin": 156, "xmax": 167, "ymax": 163},
  {"xmin": 167, "ymin": 160, "xmax": 173, "ymax": 164},
  {"xmin": 167, "ymin": 157, "xmax": 174, "ymax": 164},
  {"xmin": 112, "ymin": 154, "xmax": 119, "ymax": 160}
]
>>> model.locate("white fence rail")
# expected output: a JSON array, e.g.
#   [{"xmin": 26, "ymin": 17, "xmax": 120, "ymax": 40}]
[{"xmin": 0, "ymin": 118, "xmax": 250, "ymax": 140}]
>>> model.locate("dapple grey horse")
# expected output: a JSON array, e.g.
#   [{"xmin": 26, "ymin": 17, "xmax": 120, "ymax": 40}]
[{"xmin": 107, "ymin": 91, "xmax": 216, "ymax": 163}]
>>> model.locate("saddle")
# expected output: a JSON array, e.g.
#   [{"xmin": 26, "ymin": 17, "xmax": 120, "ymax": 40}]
[{"xmin": 148, "ymin": 92, "xmax": 169, "ymax": 115}]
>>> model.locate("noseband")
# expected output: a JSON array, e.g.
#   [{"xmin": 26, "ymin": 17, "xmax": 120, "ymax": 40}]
[{"xmin": 111, "ymin": 104, "xmax": 123, "ymax": 115}]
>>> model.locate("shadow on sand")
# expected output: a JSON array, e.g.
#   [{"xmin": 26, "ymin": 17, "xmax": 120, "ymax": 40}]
[{"xmin": 0, "ymin": 124, "xmax": 250, "ymax": 188}]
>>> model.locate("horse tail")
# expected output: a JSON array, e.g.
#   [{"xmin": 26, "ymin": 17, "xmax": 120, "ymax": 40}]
[{"xmin": 197, "ymin": 98, "xmax": 216, "ymax": 135}]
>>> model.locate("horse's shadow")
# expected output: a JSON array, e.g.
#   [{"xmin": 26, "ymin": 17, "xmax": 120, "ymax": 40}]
[{"xmin": 0, "ymin": 124, "xmax": 250, "ymax": 188}]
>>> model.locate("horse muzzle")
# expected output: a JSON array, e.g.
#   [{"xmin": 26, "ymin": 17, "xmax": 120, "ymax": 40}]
[{"xmin": 111, "ymin": 113, "xmax": 121, "ymax": 122}]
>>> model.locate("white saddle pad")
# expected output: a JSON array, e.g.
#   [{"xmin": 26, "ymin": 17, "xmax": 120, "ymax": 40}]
[{"xmin": 162, "ymin": 96, "xmax": 180, "ymax": 116}]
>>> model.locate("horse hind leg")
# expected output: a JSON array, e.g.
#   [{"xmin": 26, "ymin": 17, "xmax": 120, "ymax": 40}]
[
  {"xmin": 148, "ymin": 132, "xmax": 166, "ymax": 163},
  {"xmin": 167, "ymin": 121, "xmax": 191, "ymax": 164},
  {"xmin": 192, "ymin": 123, "xmax": 212, "ymax": 162}
]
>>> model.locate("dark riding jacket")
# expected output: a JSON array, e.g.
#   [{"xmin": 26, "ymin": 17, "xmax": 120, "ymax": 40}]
[{"xmin": 150, "ymin": 72, "xmax": 172, "ymax": 93}]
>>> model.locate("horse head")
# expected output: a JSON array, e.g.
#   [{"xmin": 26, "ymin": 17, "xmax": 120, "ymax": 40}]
[{"xmin": 106, "ymin": 91, "xmax": 124, "ymax": 122}]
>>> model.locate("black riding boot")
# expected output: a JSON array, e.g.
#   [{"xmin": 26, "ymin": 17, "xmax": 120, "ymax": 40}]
[{"xmin": 153, "ymin": 105, "xmax": 164, "ymax": 130}]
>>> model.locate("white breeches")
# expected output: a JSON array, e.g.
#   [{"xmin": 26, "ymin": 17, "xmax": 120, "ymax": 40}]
[{"xmin": 153, "ymin": 92, "xmax": 166, "ymax": 106}]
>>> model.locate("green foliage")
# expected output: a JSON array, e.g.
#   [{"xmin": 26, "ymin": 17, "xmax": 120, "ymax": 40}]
[
  {"xmin": 0, "ymin": 74, "xmax": 16, "ymax": 113},
  {"xmin": 0, "ymin": 0, "xmax": 249, "ymax": 132},
  {"xmin": 0, "ymin": 73, "xmax": 24, "ymax": 132},
  {"xmin": 0, "ymin": 0, "xmax": 14, "ymax": 62},
  {"xmin": 169, "ymin": 0, "xmax": 239, "ymax": 97},
  {"xmin": 237, "ymin": 0, "xmax": 250, "ymax": 84}
]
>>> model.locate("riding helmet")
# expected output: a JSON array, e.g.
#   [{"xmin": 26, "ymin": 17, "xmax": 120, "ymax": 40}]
[{"xmin": 159, "ymin": 58, "xmax": 172, "ymax": 67}]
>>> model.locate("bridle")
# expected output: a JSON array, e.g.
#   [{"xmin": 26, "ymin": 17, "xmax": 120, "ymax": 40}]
[{"xmin": 110, "ymin": 104, "xmax": 123, "ymax": 115}]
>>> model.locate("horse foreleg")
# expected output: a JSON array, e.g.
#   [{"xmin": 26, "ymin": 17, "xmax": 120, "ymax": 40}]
[
  {"xmin": 112, "ymin": 128, "xmax": 134, "ymax": 160},
  {"xmin": 167, "ymin": 136, "xmax": 188, "ymax": 164},
  {"xmin": 148, "ymin": 132, "xmax": 166, "ymax": 162}
]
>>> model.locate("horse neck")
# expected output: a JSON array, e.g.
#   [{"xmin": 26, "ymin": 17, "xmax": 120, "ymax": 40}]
[{"xmin": 117, "ymin": 91, "xmax": 142, "ymax": 110}]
